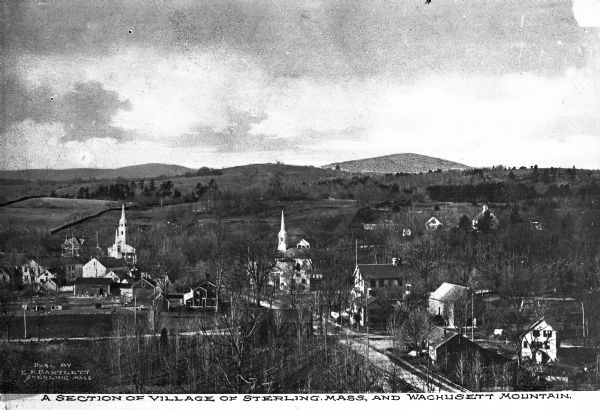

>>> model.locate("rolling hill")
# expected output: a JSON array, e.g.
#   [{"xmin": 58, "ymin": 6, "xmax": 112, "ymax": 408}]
[
  {"xmin": 0, "ymin": 163, "xmax": 194, "ymax": 181},
  {"xmin": 322, "ymin": 153, "xmax": 470, "ymax": 174}
]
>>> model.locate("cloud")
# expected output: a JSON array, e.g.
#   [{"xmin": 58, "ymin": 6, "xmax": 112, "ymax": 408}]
[{"xmin": 1, "ymin": 75, "xmax": 131, "ymax": 142}]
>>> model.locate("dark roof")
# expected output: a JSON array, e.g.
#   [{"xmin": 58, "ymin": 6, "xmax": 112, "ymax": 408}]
[
  {"xmin": 191, "ymin": 280, "xmax": 217, "ymax": 290},
  {"xmin": 113, "ymin": 282, "xmax": 132, "ymax": 289},
  {"xmin": 426, "ymin": 327, "xmax": 459, "ymax": 348},
  {"xmin": 357, "ymin": 264, "xmax": 403, "ymax": 280},
  {"xmin": 74, "ymin": 278, "xmax": 113, "ymax": 286},
  {"xmin": 430, "ymin": 282, "xmax": 468, "ymax": 302}
]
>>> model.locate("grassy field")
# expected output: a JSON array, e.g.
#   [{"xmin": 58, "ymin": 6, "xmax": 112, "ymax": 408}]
[{"xmin": 0, "ymin": 197, "xmax": 115, "ymax": 230}]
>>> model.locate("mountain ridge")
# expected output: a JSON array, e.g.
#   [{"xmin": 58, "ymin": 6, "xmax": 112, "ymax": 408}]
[
  {"xmin": 322, "ymin": 153, "xmax": 470, "ymax": 174},
  {"xmin": 0, "ymin": 163, "xmax": 193, "ymax": 181}
]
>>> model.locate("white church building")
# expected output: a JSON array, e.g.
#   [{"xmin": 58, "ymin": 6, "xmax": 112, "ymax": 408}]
[{"xmin": 107, "ymin": 205, "xmax": 137, "ymax": 264}]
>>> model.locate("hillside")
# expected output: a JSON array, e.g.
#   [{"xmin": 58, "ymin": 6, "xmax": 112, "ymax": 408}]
[
  {"xmin": 323, "ymin": 153, "xmax": 470, "ymax": 174},
  {"xmin": 0, "ymin": 163, "xmax": 193, "ymax": 181}
]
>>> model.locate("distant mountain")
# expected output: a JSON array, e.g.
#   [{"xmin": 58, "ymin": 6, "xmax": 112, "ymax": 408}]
[
  {"xmin": 0, "ymin": 163, "xmax": 194, "ymax": 181},
  {"xmin": 322, "ymin": 153, "xmax": 470, "ymax": 174}
]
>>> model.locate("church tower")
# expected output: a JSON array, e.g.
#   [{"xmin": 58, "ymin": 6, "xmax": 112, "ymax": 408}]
[
  {"xmin": 278, "ymin": 210, "xmax": 287, "ymax": 252},
  {"xmin": 118, "ymin": 204, "xmax": 126, "ymax": 244},
  {"xmin": 107, "ymin": 203, "xmax": 136, "ymax": 263}
]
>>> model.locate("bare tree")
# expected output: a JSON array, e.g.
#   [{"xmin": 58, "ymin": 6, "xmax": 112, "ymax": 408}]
[{"xmin": 399, "ymin": 307, "xmax": 432, "ymax": 350}]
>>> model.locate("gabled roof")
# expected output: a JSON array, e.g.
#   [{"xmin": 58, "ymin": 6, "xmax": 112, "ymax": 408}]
[
  {"xmin": 356, "ymin": 264, "xmax": 403, "ymax": 280},
  {"xmin": 430, "ymin": 282, "xmax": 468, "ymax": 302},
  {"xmin": 520, "ymin": 316, "xmax": 560, "ymax": 338},
  {"xmin": 62, "ymin": 237, "xmax": 84, "ymax": 246},
  {"xmin": 191, "ymin": 280, "xmax": 217, "ymax": 290},
  {"xmin": 74, "ymin": 278, "xmax": 113, "ymax": 286},
  {"xmin": 426, "ymin": 327, "xmax": 459, "ymax": 348},
  {"xmin": 132, "ymin": 277, "xmax": 158, "ymax": 288},
  {"xmin": 425, "ymin": 216, "xmax": 442, "ymax": 225}
]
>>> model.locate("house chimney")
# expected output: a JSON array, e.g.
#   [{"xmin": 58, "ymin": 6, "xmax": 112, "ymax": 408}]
[{"xmin": 392, "ymin": 257, "xmax": 397, "ymax": 266}]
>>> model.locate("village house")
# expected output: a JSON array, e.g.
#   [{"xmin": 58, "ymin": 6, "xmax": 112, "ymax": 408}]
[
  {"xmin": 425, "ymin": 327, "xmax": 491, "ymax": 373},
  {"xmin": 82, "ymin": 257, "xmax": 128, "ymax": 279},
  {"xmin": 352, "ymin": 260, "xmax": 406, "ymax": 298},
  {"xmin": 113, "ymin": 282, "xmax": 133, "ymax": 298},
  {"xmin": 73, "ymin": 277, "xmax": 112, "ymax": 297},
  {"xmin": 63, "ymin": 258, "xmax": 84, "ymax": 284},
  {"xmin": 351, "ymin": 260, "xmax": 407, "ymax": 325},
  {"xmin": 61, "ymin": 236, "xmax": 84, "ymax": 258},
  {"xmin": 184, "ymin": 280, "xmax": 218, "ymax": 309},
  {"xmin": 104, "ymin": 267, "xmax": 132, "ymax": 283},
  {"xmin": 520, "ymin": 317, "xmax": 558, "ymax": 364},
  {"xmin": 107, "ymin": 205, "xmax": 137, "ymax": 263},
  {"xmin": 425, "ymin": 216, "xmax": 443, "ymax": 231},
  {"xmin": 18, "ymin": 259, "xmax": 54, "ymax": 287},
  {"xmin": 131, "ymin": 277, "xmax": 161, "ymax": 307},
  {"xmin": 428, "ymin": 282, "xmax": 469, "ymax": 328}
]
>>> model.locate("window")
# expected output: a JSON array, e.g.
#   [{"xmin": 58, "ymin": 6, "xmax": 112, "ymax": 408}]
[
  {"xmin": 544, "ymin": 341, "xmax": 550, "ymax": 349},
  {"xmin": 543, "ymin": 330, "xmax": 552, "ymax": 338},
  {"xmin": 523, "ymin": 340, "xmax": 528, "ymax": 348},
  {"xmin": 379, "ymin": 279, "xmax": 384, "ymax": 287},
  {"xmin": 370, "ymin": 280, "xmax": 377, "ymax": 288},
  {"xmin": 301, "ymin": 279, "xmax": 306, "ymax": 284},
  {"xmin": 532, "ymin": 330, "xmax": 540, "ymax": 337}
]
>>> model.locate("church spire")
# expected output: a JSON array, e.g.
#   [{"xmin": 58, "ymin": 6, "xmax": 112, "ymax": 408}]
[
  {"xmin": 278, "ymin": 210, "xmax": 287, "ymax": 252},
  {"xmin": 120, "ymin": 204, "xmax": 126, "ymax": 223}
]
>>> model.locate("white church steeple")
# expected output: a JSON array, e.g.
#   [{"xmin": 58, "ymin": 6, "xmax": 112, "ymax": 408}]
[
  {"xmin": 108, "ymin": 203, "xmax": 136, "ymax": 263},
  {"xmin": 278, "ymin": 210, "xmax": 287, "ymax": 252},
  {"xmin": 118, "ymin": 204, "xmax": 126, "ymax": 244}
]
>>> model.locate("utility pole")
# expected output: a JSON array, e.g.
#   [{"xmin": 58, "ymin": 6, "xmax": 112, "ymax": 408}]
[
  {"xmin": 23, "ymin": 308, "xmax": 27, "ymax": 339},
  {"xmin": 471, "ymin": 290, "xmax": 474, "ymax": 341}
]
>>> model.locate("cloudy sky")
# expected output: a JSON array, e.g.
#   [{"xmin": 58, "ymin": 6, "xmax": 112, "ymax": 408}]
[{"xmin": 1, "ymin": 0, "xmax": 599, "ymax": 170}]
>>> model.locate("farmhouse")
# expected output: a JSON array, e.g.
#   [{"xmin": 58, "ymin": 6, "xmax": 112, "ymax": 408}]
[
  {"xmin": 74, "ymin": 277, "xmax": 112, "ymax": 297},
  {"xmin": 520, "ymin": 317, "xmax": 558, "ymax": 363},
  {"xmin": 425, "ymin": 216, "xmax": 443, "ymax": 231},
  {"xmin": 107, "ymin": 205, "xmax": 137, "ymax": 263},
  {"xmin": 428, "ymin": 282, "xmax": 469, "ymax": 328}
]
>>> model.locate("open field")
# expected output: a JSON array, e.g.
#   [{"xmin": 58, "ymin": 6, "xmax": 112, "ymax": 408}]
[{"xmin": 0, "ymin": 197, "xmax": 115, "ymax": 230}]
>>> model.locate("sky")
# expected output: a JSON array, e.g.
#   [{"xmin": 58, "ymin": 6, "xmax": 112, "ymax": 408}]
[{"xmin": 1, "ymin": 0, "xmax": 599, "ymax": 170}]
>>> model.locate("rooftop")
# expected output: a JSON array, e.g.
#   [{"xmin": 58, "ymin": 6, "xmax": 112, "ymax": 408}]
[
  {"xmin": 74, "ymin": 278, "xmax": 113, "ymax": 286},
  {"xmin": 357, "ymin": 264, "xmax": 404, "ymax": 280},
  {"xmin": 430, "ymin": 282, "xmax": 469, "ymax": 302}
]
